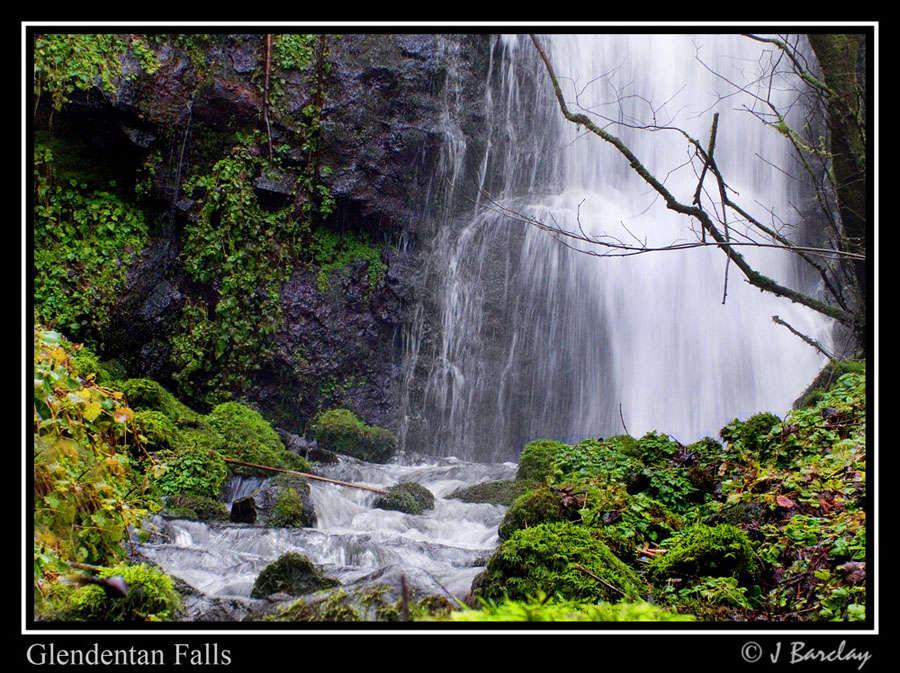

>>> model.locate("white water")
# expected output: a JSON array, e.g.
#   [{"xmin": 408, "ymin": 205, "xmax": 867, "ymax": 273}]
[
  {"xmin": 402, "ymin": 34, "xmax": 833, "ymax": 462},
  {"xmin": 134, "ymin": 454, "xmax": 515, "ymax": 620}
]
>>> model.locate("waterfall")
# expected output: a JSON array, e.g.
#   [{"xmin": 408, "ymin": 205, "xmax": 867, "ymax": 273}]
[{"xmin": 401, "ymin": 33, "xmax": 834, "ymax": 463}]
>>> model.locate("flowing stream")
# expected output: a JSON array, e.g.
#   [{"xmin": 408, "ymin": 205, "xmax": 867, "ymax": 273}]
[{"xmin": 133, "ymin": 454, "xmax": 515, "ymax": 621}]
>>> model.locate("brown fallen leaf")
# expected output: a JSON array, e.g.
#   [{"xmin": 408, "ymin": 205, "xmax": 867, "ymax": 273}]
[{"xmin": 775, "ymin": 494, "xmax": 795, "ymax": 509}]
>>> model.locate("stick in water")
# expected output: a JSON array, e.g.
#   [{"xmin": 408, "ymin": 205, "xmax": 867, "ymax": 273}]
[{"xmin": 222, "ymin": 457, "xmax": 389, "ymax": 494}]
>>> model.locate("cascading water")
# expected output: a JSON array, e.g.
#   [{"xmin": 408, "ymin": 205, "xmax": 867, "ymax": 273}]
[{"xmin": 402, "ymin": 33, "xmax": 834, "ymax": 463}]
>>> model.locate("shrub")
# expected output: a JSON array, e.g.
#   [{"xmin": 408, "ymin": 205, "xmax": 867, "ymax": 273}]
[
  {"xmin": 151, "ymin": 444, "xmax": 227, "ymax": 500},
  {"xmin": 309, "ymin": 408, "xmax": 397, "ymax": 463}
]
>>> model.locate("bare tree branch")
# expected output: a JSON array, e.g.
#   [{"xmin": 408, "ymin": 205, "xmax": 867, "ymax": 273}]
[{"xmin": 526, "ymin": 34, "xmax": 856, "ymax": 328}]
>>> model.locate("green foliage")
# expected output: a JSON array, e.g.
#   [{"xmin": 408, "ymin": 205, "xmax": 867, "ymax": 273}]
[
  {"xmin": 373, "ymin": 482, "xmax": 435, "ymax": 515},
  {"xmin": 309, "ymin": 408, "xmax": 397, "ymax": 463},
  {"xmin": 33, "ymin": 326, "xmax": 159, "ymax": 606},
  {"xmin": 151, "ymin": 444, "xmax": 227, "ymax": 500},
  {"xmin": 53, "ymin": 563, "xmax": 180, "ymax": 622},
  {"xmin": 449, "ymin": 594, "xmax": 694, "ymax": 622},
  {"xmin": 309, "ymin": 227, "xmax": 386, "ymax": 293},
  {"xmin": 719, "ymin": 412, "xmax": 782, "ymax": 463},
  {"xmin": 33, "ymin": 145, "xmax": 149, "ymax": 338},
  {"xmin": 251, "ymin": 552, "xmax": 339, "ymax": 598},
  {"xmin": 516, "ymin": 438, "xmax": 569, "ymax": 482},
  {"xmin": 649, "ymin": 524, "xmax": 762, "ymax": 583},
  {"xmin": 33, "ymin": 34, "xmax": 160, "ymax": 111},
  {"xmin": 472, "ymin": 521, "xmax": 646, "ymax": 604}
]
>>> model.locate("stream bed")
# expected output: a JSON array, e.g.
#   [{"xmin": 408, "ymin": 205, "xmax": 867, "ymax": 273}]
[{"xmin": 132, "ymin": 453, "xmax": 517, "ymax": 621}]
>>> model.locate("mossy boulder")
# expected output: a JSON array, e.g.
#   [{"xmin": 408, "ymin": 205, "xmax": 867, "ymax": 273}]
[
  {"xmin": 516, "ymin": 439, "xmax": 569, "ymax": 482},
  {"xmin": 448, "ymin": 479, "xmax": 528, "ymax": 506},
  {"xmin": 206, "ymin": 402, "xmax": 310, "ymax": 474},
  {"xmin": 373, "ymin": 482, "xmax": 435, "ymax": 515},
  {"xmin": 250, "ymin": 552, "xmax": 339, "ymax": 598},
  {"xmin": 309, "ymin": 408, "xmax": 397, "ymax": 463},
  {"xmin": 54, "ymin": 563, "xmax": 181, "ymax": 622},
  {"xmin": 472, "ymin": 521, "xmax": 646, "ymax": 604},
  {"xmin": 266, "ymin": 475, "xmax": 317, "ymax": 528},
  {"xmin": 119, "ymin": 378, "xmax": 201, "ymax": 427},
  {"xmin": 648, "ymin": 524, "xmax": 762, "ymax": 584}
]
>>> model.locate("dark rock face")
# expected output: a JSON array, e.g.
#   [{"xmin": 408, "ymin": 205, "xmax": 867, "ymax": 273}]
[{"xmin": 35, "ymin": 33, "xmax": 494, "ymax": 444}]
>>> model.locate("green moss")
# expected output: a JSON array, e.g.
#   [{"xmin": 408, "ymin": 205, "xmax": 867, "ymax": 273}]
[
  {"xmin": 448, "ymin": 479, "xmax": 527, "ymax": 506},
  {"xmin": 516, "ymin": 439, "xmax": 569, "ymax": 482},
  {"xmin": 250, "ymin": 552, "xmax": 339, "ymax": 598},
  {"xmin": 649, "ymin": 524, "xmax": 762, "ymax": 584},
  {"xmin": 497, "ymin": 483, "xmax": 583, "ymax": 540},
  {"xmin": 119, "ymin": 378, "xmax": 201, "ymax": 428},
  {"xmin": 206, "ymin": 401, "xmax": 309, "ymax": 474},
  {"xmin": 373, "ymin": 482, "xmax": 435, "ymax": 515},
  {"xmin": 269, "ymin": 487, "xmax": 315, "ymax": 527},
  {"xmin": 472, "ymin": 521, "xmax": 646, "ymax": 604},
  {"xmin": 53, "ymin": 563, "xmax": 180, "ymax": 622},
  {"xmin": 133, "ymin": 410, "xmax": 183, "ymax": 453},
  {"xmin": 309, "ymin": 408, "xmax": 397, "ymax": 463}
]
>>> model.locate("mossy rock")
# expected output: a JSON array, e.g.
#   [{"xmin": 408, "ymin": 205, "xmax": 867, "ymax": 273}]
[
  {"xmin": 250, "ymin": 552, "xmax": 339, "ymax": 599},
  {"xmin": 648, "ymin": 523, "xmax": 762, "ymax": 584},
  {"xmin": 516, "ymin": 439, "xmax": 570, "ymax": 482},
  {"xmin": 448, "ymin": 479, "xmax": 528, "ymax": 506},
  {"xmin": 206, "ymin": 402, "xmax": 310, "ymax": 475},
  {"xmin": 309, "ymin": 408, "xmax": 397, "ymax": 463},
  {"xmin": 54, "ymin": 563, "xmax": 181, "ymax": 622},
  {"xmin": 373, "ymin": 482, "xmax": 435, "ymax": 515},
  {"xmin": 268, "ymin": 485, "xmax": 316, "ymax": 528},
  {"xmin": 119, "ymin": 378, "xmax": 201, "ymax": 427},
  {"xmin": 497, "ymin": 483, "xmax": 582, "ymax": 540},
  {"xmin": 472, "ymin": 521, "xmax": 646, "ymax": 604}
]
